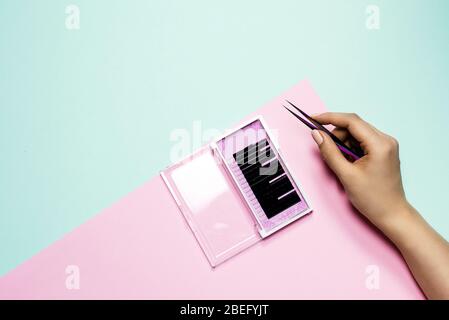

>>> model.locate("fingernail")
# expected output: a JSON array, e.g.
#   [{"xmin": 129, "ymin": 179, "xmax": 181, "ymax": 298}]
[
  {"xmin": 311, "ymin": 130, "xmax": 323, "ymax": 145},
  {"xmin": 310, "ymin": 113, "xmax": 320, "ymax": 118}
]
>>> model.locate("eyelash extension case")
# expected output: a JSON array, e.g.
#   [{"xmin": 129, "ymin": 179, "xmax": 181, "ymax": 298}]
[{"xmin": 161, "ymin": 116, "xmax": 312, "ymax": 267}]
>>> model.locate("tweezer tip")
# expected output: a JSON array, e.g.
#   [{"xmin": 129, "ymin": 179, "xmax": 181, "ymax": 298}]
[
  {"xmin": 286, "ymin": 100, "xmax": 310, "ymax": 117},
  {"xmin": 285, "ymin": 99, "xmax": 301, "ymax": 111},
  {"xmin": 282, "ymin": 105, "xmax": 294, "ymax": 114}
]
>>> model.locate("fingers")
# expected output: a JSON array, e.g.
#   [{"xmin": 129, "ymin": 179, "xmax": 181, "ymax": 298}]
[
  {"xmin": 312, "ymin": 112, "xmax": 378, "ymax": 145},
  {"xmin": 331, "ymin": 127, "xmax": 349, "ymax": 142},
  {"xmin": 312, "ymin": 130, "xmax": 351, "ymax": 177},
  {"xmin": 332, "ymin": 127, "xmax": 365, "ymax": 155}
]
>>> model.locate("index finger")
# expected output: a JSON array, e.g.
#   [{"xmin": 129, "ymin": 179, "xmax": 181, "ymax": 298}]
[{"xmin": 312, "ymin": 112, "xmax": 378, "ymax": 144}]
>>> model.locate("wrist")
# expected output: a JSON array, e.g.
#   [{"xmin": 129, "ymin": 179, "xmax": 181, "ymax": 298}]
[{"xmin": 375, "ymin": 200, "xmax": 418, "ymax": 244}]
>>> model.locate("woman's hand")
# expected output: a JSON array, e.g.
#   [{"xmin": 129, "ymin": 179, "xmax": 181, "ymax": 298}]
[
  {"xmin": 310, "ymin": 112, "xmax": 449, "ymax": 299},
  {"xmin": 310, "ymin": 112, "xmax": 408, "ymax": 229}
]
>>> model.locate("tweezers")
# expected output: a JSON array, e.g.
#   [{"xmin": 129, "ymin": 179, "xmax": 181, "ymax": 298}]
[{"xmin": 283, "ymin": 100, "xmax": 363, "ymax": 160}]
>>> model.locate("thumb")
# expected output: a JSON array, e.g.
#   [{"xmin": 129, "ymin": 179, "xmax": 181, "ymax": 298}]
[{"xmin": 311, "ymin": 130, "xmax": 351, "ymax": 177}]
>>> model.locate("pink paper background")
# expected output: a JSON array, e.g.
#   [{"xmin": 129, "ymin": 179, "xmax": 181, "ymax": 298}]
[{"xmin": 0, "ymin": 80, "xmax": 424, "ymax": 299}]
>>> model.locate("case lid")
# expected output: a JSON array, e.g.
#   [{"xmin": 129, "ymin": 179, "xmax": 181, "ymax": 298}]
[{"xmin": 161, "ymin": 147, "xmax": 261, "ymax": 267}]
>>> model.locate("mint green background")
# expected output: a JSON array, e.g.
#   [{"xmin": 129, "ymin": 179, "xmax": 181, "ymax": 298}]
[{"xmin": 1, "ymin": 0, "xmax": 448, "ymax": 276}]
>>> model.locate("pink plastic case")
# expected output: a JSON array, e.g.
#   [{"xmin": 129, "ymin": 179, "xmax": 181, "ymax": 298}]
[{"xmin": 161, "ymin": 117, "xmax": 312, "ymax": 267}]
